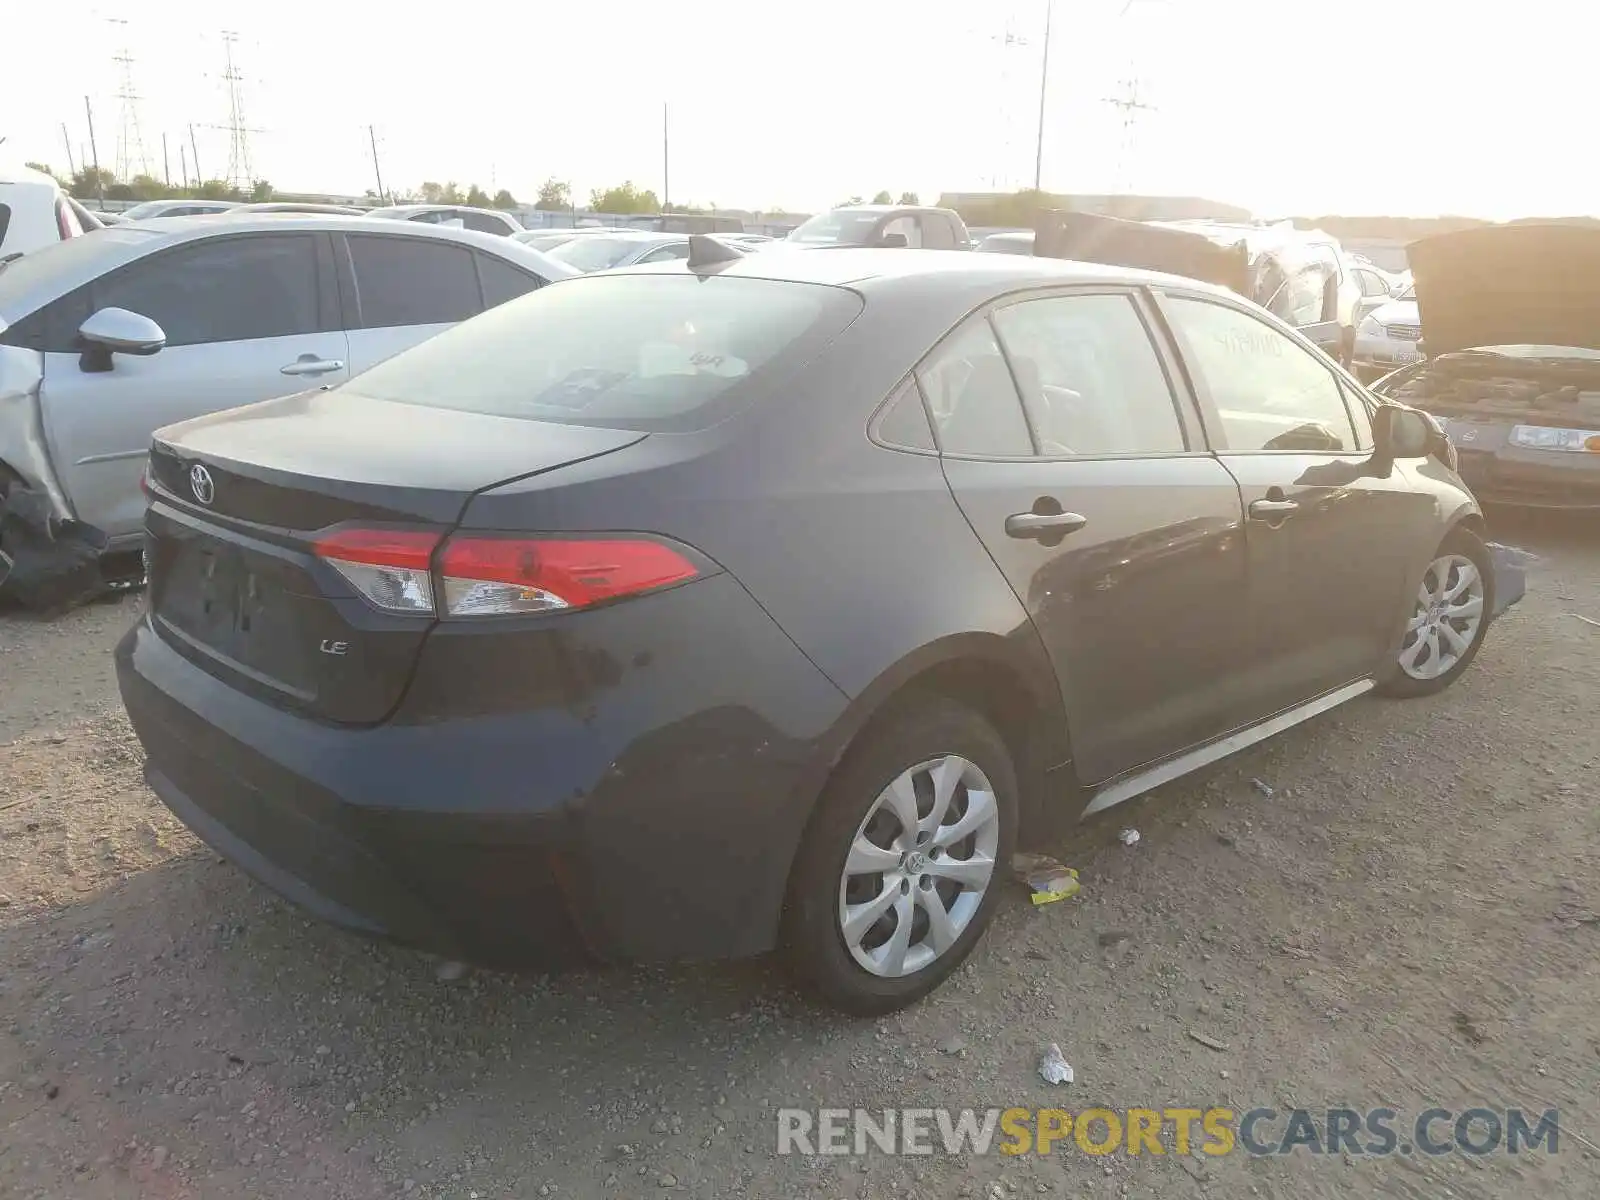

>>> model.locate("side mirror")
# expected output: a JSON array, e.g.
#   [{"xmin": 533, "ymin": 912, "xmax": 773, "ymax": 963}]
[
  {"xmin": 878, "ymin": 232, "xmax": 909, "ymax": 249},
  {"xmin": 78, "ymin": 308, "xmax": 166, "ymax": 373},
  {"xmin": 1373, "ymin": 404, "xmax": 1433, "ymax": 466}
]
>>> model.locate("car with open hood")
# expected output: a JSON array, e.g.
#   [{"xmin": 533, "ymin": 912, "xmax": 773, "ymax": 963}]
[{"xmin": 1372, "ymin": 222, "xmax": 1600, "ymax": 509}]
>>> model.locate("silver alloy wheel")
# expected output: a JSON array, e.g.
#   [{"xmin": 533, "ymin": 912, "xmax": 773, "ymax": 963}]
[
  {"xmin": 837, "ymin": 755, "xmax": 1000, "ymax": 978},
  {"xmin": 1398, "ymin": 552, "xmax": 1485, "ymax": 681}
]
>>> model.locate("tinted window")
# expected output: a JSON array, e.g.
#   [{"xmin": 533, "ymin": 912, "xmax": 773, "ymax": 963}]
[
  {"xmin": 1340, "ymin": 377, "xmax": 1375, "ymax": 449},
  {"xmin": 477, "ymin": 253, "xmax": 542, "ymax": 309},
  {"xmin": 346, "ymin": 274, "xmax": 863, "ymax": 433},
  {"xmin": 875, "ymin": 378, "xmax": 936, "ymax": 451},
  {"xmin": 464, "ymin": 212, "xmax": 510, "ymax": 235},
  {"xmin": 347, "ymin": 235, "xmax": 480, "ymax": 328},
  {"xmin": 993, "ymin": 294, "xmax": 1187, "ymax": 456},
  {"xmin": 919, "ymin": 215, "xmax": 954, "ymax": 250},
  {"xmin": 881, "ymin": 216, "xmax": 921, "ymax": 248},
  {"xmin": 95, "ymin": 234, "xmax": 318, "ymax": 347},
  {"xmin": 0, "ymin": 204, "xmax": 10, "ymax": 250},
  {"xmin": 917, "ymin": 319, "xmax": 1033, "ymax": 457},
  {"xmin": 1166, "ymin": 297, "xmax": 1358, "ymax": 453}
]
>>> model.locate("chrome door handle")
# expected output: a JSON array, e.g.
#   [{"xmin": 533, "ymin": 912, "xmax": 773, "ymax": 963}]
[
  {"xmin": 280, "ymin": 357, "xmax": 346, "ymax": 377},
  {"xmin": 1005, "ymin": 511, "xmax": 1088, "ymax": 539},
  {"xmin": 1248, "ymin": 498, "xmax": 1299, "ymax": 519}
]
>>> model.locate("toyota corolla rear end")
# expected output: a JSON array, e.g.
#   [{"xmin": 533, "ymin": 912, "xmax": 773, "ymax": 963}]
[{"xmin": 116, "ymin": 271, "xmax": 861, "ymax": 966}]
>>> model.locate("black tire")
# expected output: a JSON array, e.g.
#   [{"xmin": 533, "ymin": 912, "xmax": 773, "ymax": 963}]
[
  {"xmin": 784, "ymin": 696, "xmax": 1018, "ymax": 1016},
  {"xmin": 0, "ymin": 519, "xmax": 109, "ymax": 614},
  {"xmin": 1377, "ymin": 527, "xmax": 1496, "ymax": 699}
]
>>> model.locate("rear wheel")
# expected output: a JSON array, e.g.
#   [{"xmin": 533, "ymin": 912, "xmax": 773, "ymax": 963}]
[
  {"xmin": 785, "ymin": 698, "xmax": 1017, "ymax": 1015},
  {"xmin": 1378, "ymin": 528, "xmax": 1495, "ymax": 698}
]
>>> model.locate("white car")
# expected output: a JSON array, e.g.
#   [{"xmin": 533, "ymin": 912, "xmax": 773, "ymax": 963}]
[
  {"xmin": 1354, "ymin": 282, "xmax": 1423, "ymax": 377},
  {"xmin": 0, "ymin": 215, "xmax": 573, "ymax": 609},
  {"xmin": 117, "ymin": 199, "xmax": 243, "ymax": 220},
  {"xmin": 0, "ymin": 164, "xmax": 100, "ymax": 260},
  {"xmin": 365, "ymin": 204, "xmax": 522, "ymax": 236}
]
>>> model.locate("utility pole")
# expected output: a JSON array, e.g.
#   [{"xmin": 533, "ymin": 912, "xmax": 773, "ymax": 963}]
[
  {"xmin": 367, "ymin": 125, "xmax": 387, "ymax": 206},
  {"xmin": 162, "ymin": 132, "xmax": 171, "ymax": 187},
  {"xmin": 188, "ymin": 124, "xmax": 202, "ymax": 186},
  {"xmin": 1033, "ymin": 0, "xmax": 1053, "ymax": 192},
  {"xmin": 179, "ymin": 143, "xmax": 189, "ymax": 190},
  {"xmin": 662, "ymin": 103, "xmax": 670, "ymax": 211},
  {"xmin": 84, "ymin": 96, "xmax": 104, "ymax": 204},
  {"xmin": 62, "ymin": 123, "xmax": 77, "ymax": 178}
]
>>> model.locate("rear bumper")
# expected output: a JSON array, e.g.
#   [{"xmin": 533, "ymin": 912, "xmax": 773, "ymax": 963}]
[{"xmin": 117, "ymin": 573, "xmax": 847, "ymax": 967}]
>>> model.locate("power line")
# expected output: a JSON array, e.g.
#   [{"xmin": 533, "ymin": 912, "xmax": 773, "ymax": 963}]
[{"xmin": 201, "ymin": 31, "xmax": 263, "ymax": 188}]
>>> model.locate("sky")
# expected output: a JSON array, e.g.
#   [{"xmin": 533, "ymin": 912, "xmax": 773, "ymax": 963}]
[{"xmin": 2, "ymin": 1, "xmax": 1590, "ymax": 219}]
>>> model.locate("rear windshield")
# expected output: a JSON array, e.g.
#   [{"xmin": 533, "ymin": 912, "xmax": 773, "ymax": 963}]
[
  {"xmin": 547, "ymin": 236, "xmax": 651, "ymax": 272},
  {"xmin": 347, "ymin": 273, "xmax": 864, "ymax": 432},
  {"xmin": 788, "ymin": 211, "xmax": 882, "ymax": 246}
]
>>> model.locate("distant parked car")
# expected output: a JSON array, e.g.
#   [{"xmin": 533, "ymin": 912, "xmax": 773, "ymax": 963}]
[
  {"xmin": 786, "ymin": 204, "xmax": 973, "ymax": 250},
  {"xmin": 0, "ymin": 216, "xmax": 573, "ymax": 609},
  {"xmin": 544, "ymin": 230, "xmax": 693, "ymax": 272},
  {"xmin": 1354, "ymin": 281, "xmax": 1422, "ymax": 377},
  {"xmin": 0, "ymin": 164, "xmax": 97, "ymax": 260},
  {"xmin": 512, "ymin": 227, "xmax": 621, "ymax": 253},
  {"xmin": 117, "ymin": 242, "xmax": 1515, "ymax": 1016},
  {"xmin": 975, "ymin": 231, "xmax": 1035, "ymax": 255},
  {"xmin": 366, "ymin": 204, "xmax": 522, "ymax": 236},
  {"xmin": 231, "ymin": 202, "xmax": 368, "ymax": 216},
  {"xmin": 118, "ymin": 199, "xmax": 242, "ymax": 220}
]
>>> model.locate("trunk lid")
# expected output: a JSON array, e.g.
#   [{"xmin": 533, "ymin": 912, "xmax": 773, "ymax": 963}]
[
  {"xmin": 145, "ymin": 390, "xmax": 645, "ymax": 724},
  {"xmin": 1408, "ymin": 223, "xmax": 1600, "ymax": 355}
]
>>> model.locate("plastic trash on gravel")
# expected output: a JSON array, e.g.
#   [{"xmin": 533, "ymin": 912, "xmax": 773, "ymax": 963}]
[
  {"xmin": 1118, "ymin": 827, "xmax": 1141, "ymax": 846},
  {"xmin": 1011, "ymin": 853, "xmax": 1080, "ymax": 906},
  {"xmin": 1039, "ymin": 1043, "xmax": 1074, "ymax": 1085}
]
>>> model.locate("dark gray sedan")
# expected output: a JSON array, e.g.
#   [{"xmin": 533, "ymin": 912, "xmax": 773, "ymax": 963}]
[{"xmin": 117, "ymin": 242, "xmax": 1518, "ymax": 1014}]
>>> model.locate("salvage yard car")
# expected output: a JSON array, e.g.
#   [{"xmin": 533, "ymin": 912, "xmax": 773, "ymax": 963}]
[
  {"xmin": 118, "ymin": 240, "xmax": 1519, "ymax": 1015},
  {"xmin": 0, "ymin": 216, "xmax": 574, "ymax": 609},
  {"xmin": 1374, "ymin": 222, "xmax": 1600, "ymax": 508}
]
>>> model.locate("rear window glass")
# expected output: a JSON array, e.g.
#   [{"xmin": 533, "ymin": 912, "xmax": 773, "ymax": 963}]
[
  {"xmin": 547, "ymin": 237, "xmax": 647, "ymax": 272},
  {"xmin": 346, "ymin": 274, "xmax": 864, "ymax": 432},
  {"xmin": 0, "ymin": 204, "xmax": 10, "ymax": 251}
]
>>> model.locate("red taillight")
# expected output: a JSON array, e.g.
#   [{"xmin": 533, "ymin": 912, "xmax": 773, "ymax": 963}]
[
  {"xmin": 312, "ymin": 528, "xmax": 699, "ymax": 618},
  {"xmin": 438, "ymin": 536, "xmax": 699, "ymax": 617},
  {"xmin": 313, "ymin": 528, "xmax": 442, "ymax": 615},
  {"xmin": 138, "ymin": 463, "xmax": 152, "ymax": 499}
]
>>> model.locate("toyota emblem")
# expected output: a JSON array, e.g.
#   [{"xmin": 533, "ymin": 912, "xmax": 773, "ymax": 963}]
[{"xmin": 189, "ymin": 464, "xmax": 215, "ymax": 506}]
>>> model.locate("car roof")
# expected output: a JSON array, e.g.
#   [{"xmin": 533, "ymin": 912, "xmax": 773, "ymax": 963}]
[
  {"xmin": 370, "ymin": 204, "xmax": 512, "ymax": 218},
  {"xmin": 574, "ymin": 229, "xmax": 683, "ymax": 244},
  {"xmin": 0, "ymin": 165, "xmax": 61, "ymax": 190},
  {"xmin": 618, "ymin": 245, "xmax": 1234, "ymax": 298},
  {"xmin": 0, "ymin": 216, "xmax": 574, "ymax": 322}
]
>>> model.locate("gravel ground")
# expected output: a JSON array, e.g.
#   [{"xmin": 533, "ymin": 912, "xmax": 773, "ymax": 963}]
[{"xmin": 3, "ymin": 512, "xmax": 1599, "ymax": 1199}]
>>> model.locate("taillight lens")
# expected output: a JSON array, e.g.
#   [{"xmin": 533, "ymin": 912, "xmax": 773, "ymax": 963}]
[
  {"xmin": 314, "ymin": 528, "xmax": 442, "ymax": 614},
  {"xmin": 312, "ymin": 528, "xmax": 699, "ymax": 618},
  {"xmin": 438, "ymin": 536, "xmax": 699, "ymax": 616}
]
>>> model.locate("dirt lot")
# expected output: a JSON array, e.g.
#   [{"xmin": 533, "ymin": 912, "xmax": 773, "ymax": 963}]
[{"xmin": 3, "ymin": 512, "xmax": 1599, "ymax": 1200}]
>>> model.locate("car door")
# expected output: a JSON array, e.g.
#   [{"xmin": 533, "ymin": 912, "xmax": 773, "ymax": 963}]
[
  {"xmin": 36, "ymin": 231, "xmax": 345, "ymax": 541},
  {"xmin": 1157, "ymin": 291, "xmax": 1432, "ymax": 715},
  {"xmin": 931, "ymin": 289, "xmax": 1253, "ymax": 785},
  {"xmin": 337, "ymin": 233, "xmax": 490, "ymax": 374}
]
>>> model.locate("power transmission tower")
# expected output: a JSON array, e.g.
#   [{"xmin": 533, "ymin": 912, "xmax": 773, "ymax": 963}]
[
  {"xmin": 987, "ymin": 18, "xmax": 1032, "ymax": 190},
  {"xmin": 1102, "ymin": 78, "xmax": 1156, "ymax": 193},
  {"xmin": 208, "ymin": 31, "xmax": 262, "ymax": 189},
  {"xmin": 109, "ymin": 18, "xmax": 151, "ymax": 180}
]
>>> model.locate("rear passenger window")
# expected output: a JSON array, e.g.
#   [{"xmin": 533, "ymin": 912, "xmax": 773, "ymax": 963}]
[
  {"xmin": 992, "ymin": 294, "xmax": 1187, "ymax": 456},
  {"xmin": 0, "ymin": 203, "xmax": 11, "ymax": 251},
  {"xmin": 464, "ymin": 212, "xmax": 509, "ymax": 235},
  {"xmin": 347, "ymin": 235, "xmax": 480, "ymax": 328},
  {"xmin": 476, "ymin": 254, "xmax": 542, "ymax": 309},
  {"xmin": 917, "ymin": 319, "xmax": 1033, "ymax": 457}
]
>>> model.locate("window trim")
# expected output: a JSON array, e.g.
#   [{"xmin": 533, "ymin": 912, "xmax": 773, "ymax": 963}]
[
  {"xmin": 85, "ymin": 230, "xmax": 334, "ymax": 349},
  {"xmin": 1151, "ymin": 288, "xmax": 1367, "ymax": 457},
  {"xmin": 867, "ymin": 374, "xmax": 940, "ymax": 457}
]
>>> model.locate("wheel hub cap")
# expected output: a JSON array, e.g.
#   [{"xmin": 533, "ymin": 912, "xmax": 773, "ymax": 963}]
[
  {"xmin": 837, "ymin": 754, "xmax": 1002, "ymax": 979},
  {"xmin": 1399, "ymin": 552, "xmax": 1485, "ymax": 682}
]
